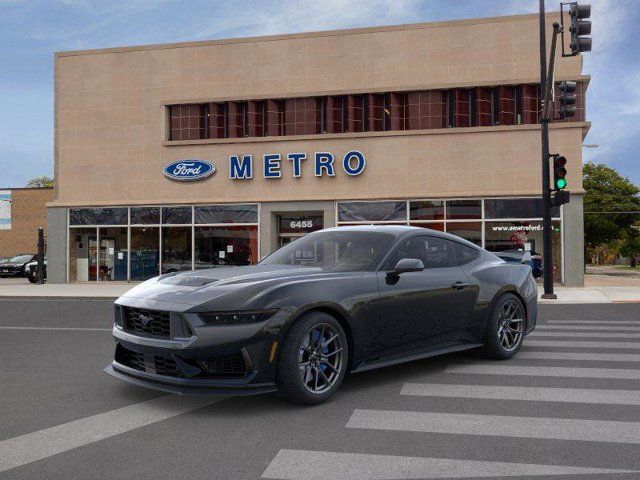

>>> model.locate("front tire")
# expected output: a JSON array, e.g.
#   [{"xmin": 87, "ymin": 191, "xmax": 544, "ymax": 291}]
[
  {"xmin": 480, "ymin": 293, "xmax": 525, "ymax": 359},
  {"xmin": 27, "ymin": 274, "xmax": 37, "ymax": 284},
  {"xmin": 276, "ymin": 311, "xmax": 348, "ymax": 405}
]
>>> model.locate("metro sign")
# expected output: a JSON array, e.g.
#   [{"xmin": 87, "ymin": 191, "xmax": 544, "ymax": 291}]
[{"xmin": 229, "ymin": 150, "xmax": 366, "ymax": 179}]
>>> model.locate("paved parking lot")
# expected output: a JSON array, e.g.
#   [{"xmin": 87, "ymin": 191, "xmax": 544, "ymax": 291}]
[{"xmin": 1, "ymin": 300, "xmax": 640, "ymax": 479}]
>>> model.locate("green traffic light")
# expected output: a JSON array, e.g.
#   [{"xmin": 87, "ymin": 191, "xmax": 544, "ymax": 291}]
[{"xmin": 556, "ymin": 178, "xmax": 567, "ymax": 189}]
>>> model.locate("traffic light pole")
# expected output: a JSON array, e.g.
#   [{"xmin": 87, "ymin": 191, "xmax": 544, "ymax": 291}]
[{"xmin": 539, "ymin": 0, "xmax": 557, "ymax": 299}]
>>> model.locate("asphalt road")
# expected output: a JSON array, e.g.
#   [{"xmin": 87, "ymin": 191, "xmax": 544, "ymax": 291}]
[{"xmin": 1, "ymin": 300, "xmax": 640, "ymax": 479}]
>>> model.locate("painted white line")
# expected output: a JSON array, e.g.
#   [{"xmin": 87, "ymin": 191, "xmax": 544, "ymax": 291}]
[
  {"xmin": 0, "ymin": 395, "xmax": 223, "ymax": 473},
  {"xmin": 526, "ymin": 339, "xmax": 640, "ymax": 349},
  {"xmin": 548, "ymin": 320, "xmax": 640, "ymax": 325},
  {"xmin": 538, "ymin": 325, "xmax": 640, "ymax": 331},
  {"xmin": 347, "ymin": 409, "xmax": 640, "ymax": 444},
  {"xmin": 518, "ymin": 351, "xmax": 640, "ymax": 362},
  {"xmin": 401, "ymin": 383, "xmax": 640, "ymax": 406},
  {"xmin": 445, "ymin": 364, "xmax": 640, "ymax": 380},
  {"xmin": 261, "ymin": 449, "xmax": 636, "ymax": 479},
  {"xmin": 530, "ymin": 331, "xmax": 640, "ymax": 339},
  {"xmin": 0, "ymin": 326, "xmax": 111, "ymax": 331}
]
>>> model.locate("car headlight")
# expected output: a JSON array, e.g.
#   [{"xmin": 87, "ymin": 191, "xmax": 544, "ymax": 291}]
[{"xmin": 199, "ymin": 309, "xmax": 278, "ymax": 326}]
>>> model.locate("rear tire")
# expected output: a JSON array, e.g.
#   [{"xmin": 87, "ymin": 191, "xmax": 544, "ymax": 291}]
[
  {"xmin": 276, "ymin": 311, "xmax": 348, "ymax": 405},
  {"xmin": 479, "ymin": 293, "xmax": 525, "ymax": 359},
  {"xmin": 27, "ymin": 274, "xmax": 37, "ymax": 284}
]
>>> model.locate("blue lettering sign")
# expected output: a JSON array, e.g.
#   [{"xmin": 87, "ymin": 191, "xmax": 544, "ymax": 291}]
[
  {"xmin": 342, "ymin": 150, "xmax": 366, "ymax": 176},
  {"xmin": 287, "ymin": 153, "xmax": 306, "ymax": 178},
  {"xmin": 229, "ymin": 155, "xmax": 253, "ymax": 179},
  {"xmin": 314, "ymin": 152, "xmax": 335, "ymax": 177},
  {"xmin": 263, "ymin": 154, "xmax": 282, "ymax": 178},
  {"xmin": 164, "ymin": 160, "xmax": 215, "ymax": 181}
]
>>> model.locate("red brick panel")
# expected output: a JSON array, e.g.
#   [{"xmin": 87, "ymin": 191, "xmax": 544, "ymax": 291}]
[
  {"xmin": 265, "ymin": 99, "xmax": 284, "ymax": 136},
  {"xmin": 207, "ymin": 102, "xmax": 226, "ymax": 139},
  {"xmin": 0, "ymin": 188, "xmax": 54, "ymax": 257},
  {"xmin": 169, "ymin": 104, "xmax": 205, "ymax": 140}
]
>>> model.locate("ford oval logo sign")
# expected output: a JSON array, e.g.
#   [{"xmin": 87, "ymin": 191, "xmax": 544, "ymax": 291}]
[{"xmin": 164, "ymin": 160, "xmax": 215, "ymax": 181}]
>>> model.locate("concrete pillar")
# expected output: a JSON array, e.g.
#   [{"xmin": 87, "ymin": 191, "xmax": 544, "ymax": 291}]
[
  {"xmin": 562, "ymin": 193, "xmax": 584, "ymax": 287},
  {"xmin": 46, "ymin": 207, "xmax": 67, "ymax": 284}
]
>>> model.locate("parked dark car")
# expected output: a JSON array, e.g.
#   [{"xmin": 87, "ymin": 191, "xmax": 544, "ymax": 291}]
[
  {"xmin": 25, "ymin": 257, "xmax": 47, "ymax": 283},
  {"xmin": 0, "ymin": 254, "xmax": 36, "ymax": 278},
  {"xmin": 106, "ymin": 226, "xmax": 537, "ymax": 404},
  {"xmin": 495, "ymin": 249, "xmax": 543, "ymax": 278}
]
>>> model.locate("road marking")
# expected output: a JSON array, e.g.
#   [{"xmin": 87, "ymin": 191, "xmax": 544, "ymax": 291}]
[
  {"xmin": 0, "ymin": 326, "xmax": 111, "ymax": 331},
  {"xmin": 0, "ymin": 395, "xmax": 223, "ymax": 473},
  {"xmin": 530, "ymin": 331, "xmax": 640, "ymax": 339},
  {"xmin": 445, "ymin": 364, "xmax": 640, "ymax": 380},
  {"xmin": 518, "ymin": 351, "xmax": 640, "ymax": 362},
  {"xmin": 526, "ymin": 339, "xmax": 640, "ymax": 349},
  {"xmin": 347, "ymin": 409, "xmax": 640, "ymax": 444},
  {"xmin": 547, "ymin": 320, "xmax": 640, "ymax": 325},
  {"xmin": 401, "ymin": 383, "xmax": 640, "ymax": 405},
  {"xmin": 538, "ymin": 325, "xmax": 640, "ymax": 331},
  {"xmin": 261, "ymin": 449, "xmax": 636, "ymax": 479}
]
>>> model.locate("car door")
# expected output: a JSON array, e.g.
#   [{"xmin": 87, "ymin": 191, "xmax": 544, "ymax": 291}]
[{"xmin": 376, "ymin": 235, "xmax": 476, "ymax": 357}]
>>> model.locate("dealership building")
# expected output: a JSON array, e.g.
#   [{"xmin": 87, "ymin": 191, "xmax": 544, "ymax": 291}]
[{"xmin": 47, "ymin": 12, "xmax": 589, "ymax": 285}]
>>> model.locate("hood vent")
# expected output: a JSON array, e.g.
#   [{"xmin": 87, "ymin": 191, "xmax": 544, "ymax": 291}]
[{"xmin": 159, "ymin": 275, "xmax": 218, "ymax": 287}]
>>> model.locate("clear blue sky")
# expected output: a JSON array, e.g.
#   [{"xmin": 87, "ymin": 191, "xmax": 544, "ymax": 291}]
[{"xmin": 0, "ymin": 0, "xmax": 637, "ymax": 187}]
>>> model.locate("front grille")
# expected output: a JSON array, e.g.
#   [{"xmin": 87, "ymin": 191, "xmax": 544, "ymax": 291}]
[
  {"xmin": 154, "ymin": 356, "xmax": 185, "ymax": 378},
  {"xmin": 123, "ymin": 307, "xmax": 171, "ymax": 338},
  {"xmin": 114, "ymin": 345, "xmax": 248, "ymax": 380},
  {"xmin": 199, "ymin": 354, "xmax": 247, "ymax": 378}
]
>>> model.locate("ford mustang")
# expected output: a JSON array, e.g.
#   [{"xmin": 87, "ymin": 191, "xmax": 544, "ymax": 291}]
[{"xmin": 105, "ymin": 226, "xmax": 537, "ymax": 404}]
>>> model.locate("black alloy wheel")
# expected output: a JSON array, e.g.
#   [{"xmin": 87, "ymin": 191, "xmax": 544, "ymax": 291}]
[{"xmin": 480, "ymin": 293, "xmax": 525, "ymax": 359}]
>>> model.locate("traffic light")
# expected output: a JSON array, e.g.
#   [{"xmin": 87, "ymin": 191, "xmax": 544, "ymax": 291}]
[
  {"xmin": 569, "ymin": 3, "xmax": 592, "ymax": 55},
  {"xmin": 558, "ymin": 80, "xmax": 577, "ymax": 118},
  {"xmin": 551, "ymin": 190, "xmax": 571, "ymax": 207},
  {"xmin": 551, "ymin": 154, "xmax": 568, "ymax": 190}
]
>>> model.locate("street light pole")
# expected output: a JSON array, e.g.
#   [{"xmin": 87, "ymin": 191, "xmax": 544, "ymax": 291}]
[{"xmin": 539, "ymin": 0, "xmax": 557, "ymax": 299}]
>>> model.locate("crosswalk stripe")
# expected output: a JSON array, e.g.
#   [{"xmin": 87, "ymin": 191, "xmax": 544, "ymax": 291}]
[
  {"xmin": 400, "ymin": 383, "xmax": 640, "ymax": 405},
  {"xmin": 346, "ymin": 409, "xmax": 640, "ymax": 444},
  {"xmin": 548, "ymin": 320, "xmax": 640, "ymax": 325},
  {"xmin": 526, "ymin": 339, "xmax": 640, "ymax": 349},
  {"xmin": 530, "ymin": 331, "xmax": 640, "ymax": 339},
  {"xmin": 518, "ymin": 351, "xmax": 640, "ymax": 362},
  {"xmin": 261, "ymin": 449, "xmax": 637, "ymax": 479},
  {"xmin": 538, "ymin": 325, "xmax": 640, "ymax": 331},
  {"xmin": 445, "ymin": 364, "xmax": 640, "ymax": 379}
]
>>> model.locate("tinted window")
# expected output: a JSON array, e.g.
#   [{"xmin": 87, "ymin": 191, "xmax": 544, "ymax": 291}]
[
  {"xmin": 195, "ymin": 204, "xmax": 258, "ymax": 224},
  {"xmin": 485, "ymin": 198, "xmax": 560, "ymax": 219},
  {"xmin": 337, "ymin": 201, "xmax": 406, "ymax": 222},
  {"xmin": 446, "ymin": 200, "xmax": 481, "ymax": 220},
  {"xmin": 261, "ymin": 230, "xmax": 394, "ymax": 272},
  {"xmin": 453, "ymin": 242, "xmax": 481, "ymax": 265},
  {"xmin": 131, "ymin": 207, "xmax": 160, "ymax": 224},
  {"xmin": 409, "ymin": 201, "xmax": 444, "ymax": 220},
  {"xmin": 69, "ymin": 208, "xmax": 127, "ymax": 226},
  {"xmin": 162, "ymin": 206, "xmax": 192, "ymax": 224},
  {"xmin": 383, "ymin": 236, "xmax": 455, "ymax": 270}
]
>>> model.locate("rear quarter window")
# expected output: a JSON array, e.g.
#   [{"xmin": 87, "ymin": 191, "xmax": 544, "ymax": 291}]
[{"xmin": 453, "ymin": 242, "xmax": 481, "ymax": 266}]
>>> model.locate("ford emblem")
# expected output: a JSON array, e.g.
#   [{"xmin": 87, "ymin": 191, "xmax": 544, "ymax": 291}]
[{"xmin": 164, "ymin": 160, "xmax": 216, "ymax": 181}]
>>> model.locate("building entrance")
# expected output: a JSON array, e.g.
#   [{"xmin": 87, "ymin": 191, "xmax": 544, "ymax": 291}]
[{"xmin": 277, "ymin": 214, "xmax": 323, "ymax": 247}]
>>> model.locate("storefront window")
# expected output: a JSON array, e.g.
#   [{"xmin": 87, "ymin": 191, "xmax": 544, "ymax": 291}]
[
  {"xmin": 446, "ymin": 200, "xmax": 481, "ymax": 220},
  {"xmin": 484, "ymin": 198, "xmax": 559, "ymax": 219},
  {"xmin": 98, "ymin": 227, "xmax": 128, "ymax": 281},
  {"xmin": 195, "ymin": 204, "xmax": 258, "ymax": 224},
  {"xmin": 485, "ymin": 220, "xmax": 562, "ymax": 281},
  {"xmin": 162, "ymin": 206, "xmax": 192, "ymax": 224},
  {"xmin": 162, "ymin": 227, "xmax": 192, "ymax": 273},
  {"xmin": 446, "ymin": 222, "xmax": 482, "ymax": 245},
  {"xmin": 68, "ymin": 228, "xmax": 97, "ymax": 282},
  {"xmin": 131, "ymin": 207, "xmax": 160, "ymax": 225},
  {"xmin": 409, "ymin": 201, "xmax": 444, "ymax": 221},
  {"xmin": 337, "ymin": 201, "xmax": 406, "ymax": 222},
  {"xmin": 130, "ymin": 227, "xmax": 159, "ymax": 281},
  {"xmin": 195, "ymin": 226, "xmax": 258, "ymax": 268},
  {"xmin": 69, "ymin": 208, "xmax": 127, "ymax": 226}
]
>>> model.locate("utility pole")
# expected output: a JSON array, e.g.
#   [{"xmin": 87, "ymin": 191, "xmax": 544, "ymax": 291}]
[{"xmin": 539, "ymin": 0, "xmax": 556, "ymax": 299}]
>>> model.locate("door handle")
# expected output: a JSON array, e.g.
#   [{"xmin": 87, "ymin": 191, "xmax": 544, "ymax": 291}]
[{"xmin": 451, "ymin": 281, "xmax": 470, "ymax": 290}]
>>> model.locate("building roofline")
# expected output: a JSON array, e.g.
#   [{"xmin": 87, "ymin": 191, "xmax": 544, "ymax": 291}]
[{"xmin": 55, "ymin": 12, "xmax": 545, "ymax": 58}]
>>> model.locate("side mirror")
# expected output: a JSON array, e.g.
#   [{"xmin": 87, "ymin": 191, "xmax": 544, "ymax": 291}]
[{"xmin": 391, "ymin": 258, "xmax": 424, "ymax": 275}]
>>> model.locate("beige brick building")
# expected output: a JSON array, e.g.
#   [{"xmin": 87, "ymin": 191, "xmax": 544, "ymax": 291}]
[
  {"xmin": 0, "ymin": 187, "xmax": 54, "ymax": 258},
  {"xmin": 47, "ymin": 12, "xmax": 589, "ymax": 285}
]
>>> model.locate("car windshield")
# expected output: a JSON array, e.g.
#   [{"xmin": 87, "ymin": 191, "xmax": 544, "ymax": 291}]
[
  {"xmin": 260, "ymin": 230, "xmax": 395, "ymax": 272},
  {"xmin": 9, "ymin": 255, "xmax": 32, "ymax": 263}
]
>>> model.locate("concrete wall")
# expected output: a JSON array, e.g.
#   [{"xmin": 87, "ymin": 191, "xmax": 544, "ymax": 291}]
[
  {"xmin": 0, "ymin": 188, "xmax": 54, "ymax": 257},
  {"xmin": 46, "ymin": 207, "xmax": 67, "ymax": 284},
  {"xmin": 563, "ymin": 193, "xmax": 585, "ymax": 287}
]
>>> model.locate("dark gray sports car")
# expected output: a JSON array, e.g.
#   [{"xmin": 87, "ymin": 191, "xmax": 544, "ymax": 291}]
[{"xmin": 105, "ymin": 225, "xmax": 537, "ymax": 404}]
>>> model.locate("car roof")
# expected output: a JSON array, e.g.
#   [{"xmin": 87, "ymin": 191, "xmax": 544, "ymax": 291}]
[{"xmin": 321, "ymin": 225, "xmax": 482, "ymax": 250}]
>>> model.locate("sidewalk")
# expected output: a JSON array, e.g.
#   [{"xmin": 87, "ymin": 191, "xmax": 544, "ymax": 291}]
[{"xmin": 0, "ymin": 282, "xmax": 134, "ymax": 299}]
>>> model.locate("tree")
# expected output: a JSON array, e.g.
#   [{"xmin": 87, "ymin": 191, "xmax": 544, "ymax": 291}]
[
  {"xmin": 26, "ymin": 176, "xmax": 54, "ymax": 188},
  {"xmin": 620, "ymin": 229, "xmax": 640, "ymax": 268},
  {"xmin": 583, "ymin": 163, "xmax": 640, "ymax": 251}
]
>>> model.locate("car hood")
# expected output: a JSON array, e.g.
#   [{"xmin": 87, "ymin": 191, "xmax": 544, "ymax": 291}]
[
  {"xmin": 117, "ymin": 264, "xmax": 340, "ymax": 309},
  {"xmin": 1, "ymin": 263, "xmax": 22, "ymax": 268}
]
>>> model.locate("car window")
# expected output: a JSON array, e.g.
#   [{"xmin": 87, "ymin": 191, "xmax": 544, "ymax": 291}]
[
  {"xmin": 383, "ymin": 236, "xmax": 455, "ymax": 270},
  {"xmin": 9, "ymin": 255, "xmax": 33, "ymax": 263},
  {"xmin": 452, "ymin": 242, "xmax": 481, "ymax": 266}
]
